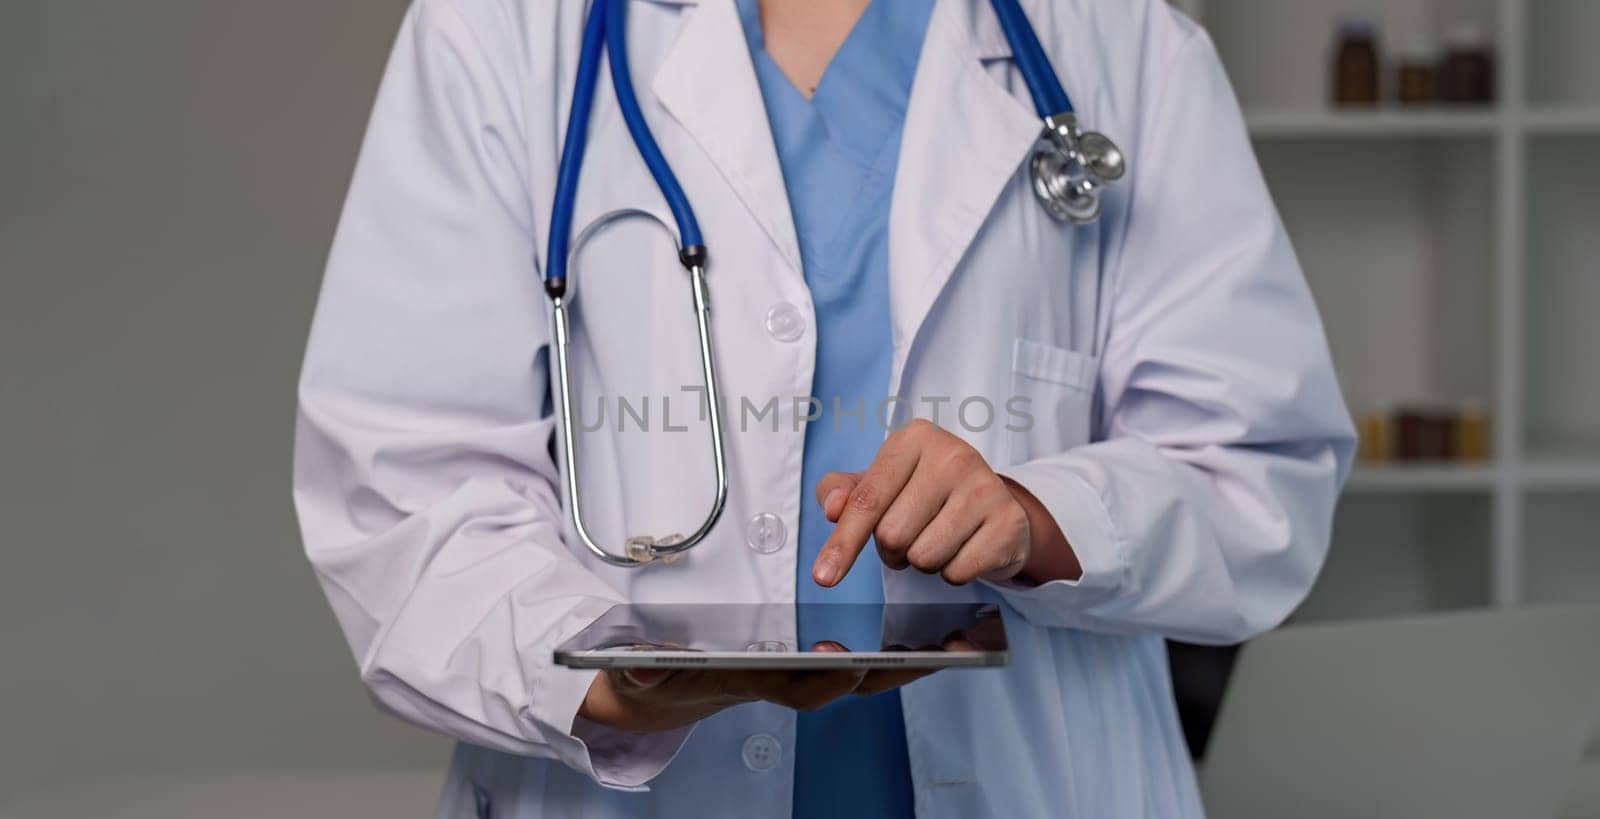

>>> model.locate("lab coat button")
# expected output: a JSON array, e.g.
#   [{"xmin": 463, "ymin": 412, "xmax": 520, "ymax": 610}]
[
  {"xmin": 741, "ymin": 733, "xmax": 782, "ymax": 771},
  {"xmin": 764, "ymin": 303, "xmax": 806, "ymax": 342},
  {"xmin": 745, "ymin": 640, "xmax": 790, "ymax": 653},
  {"xmin": 745, "ymin": 512, "xmax": 787, "ymax": 554}
]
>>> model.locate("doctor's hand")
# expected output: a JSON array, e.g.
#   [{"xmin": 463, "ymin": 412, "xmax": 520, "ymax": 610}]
[
  {"xmin": 579, "ymin": 660, "xmax": 936, "ymax": 735},
  {"xmin": 813, "ymin": 419, "xmax": 1082, "ymax": 587}
]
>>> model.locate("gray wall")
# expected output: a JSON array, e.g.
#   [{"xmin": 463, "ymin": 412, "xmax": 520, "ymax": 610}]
[{"xmin": 0, "ymin": 0, "xmax": 446, "ymax": 799}]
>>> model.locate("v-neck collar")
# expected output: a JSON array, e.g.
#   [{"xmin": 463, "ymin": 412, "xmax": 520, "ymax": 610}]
[
  {"xmin": 735, "ymin": 0, "xmax": 874, "ymax": 102},
  {"xmin": 737, "ymin": 0, "xmax": 935, "ymax": 170}
]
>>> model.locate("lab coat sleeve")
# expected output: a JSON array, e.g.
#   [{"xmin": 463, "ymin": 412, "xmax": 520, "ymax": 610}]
[
  {"xmin": 993, "ymin": 28, "xmax": 1357, "ymax": 644},
  {"xmin": 293, "ymin": 2, "xmax": 686, "ymax": 788}
]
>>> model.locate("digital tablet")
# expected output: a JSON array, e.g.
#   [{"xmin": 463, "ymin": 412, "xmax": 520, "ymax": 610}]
[{"xmin": 554, "ymin": 603, "xmax": 1008, "ymax": 670}]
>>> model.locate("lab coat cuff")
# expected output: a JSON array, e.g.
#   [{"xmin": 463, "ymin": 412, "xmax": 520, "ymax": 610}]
[
  {"xmin": 532, "ymin": 664, "xmax": 694, "ymax": 791},
  {"xmin": 990, "ymin": 460, "xmax": 1127, "ymax": 625}
]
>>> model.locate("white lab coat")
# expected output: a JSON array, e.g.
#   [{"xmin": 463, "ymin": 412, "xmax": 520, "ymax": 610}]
[{"xmin": 293, "ymin": 0, "xmax": 1355, "ymax": 816}]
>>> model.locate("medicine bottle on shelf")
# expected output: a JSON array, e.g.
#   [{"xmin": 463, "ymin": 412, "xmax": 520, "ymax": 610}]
[
  {"xmin": 1396, "ymin": 42, "xmax": 1438, "ymax": 106},
  {"xmin": 1357, "ymin": 410, "xmax": 1390, "ymax": 464},
  {"xmin": 1439, "ymin": 23, "xmax": 1495, "ymax": 104},
  {"xmin": 1333, "ymin": 19, "xmax": 1381, "ymax": 107},
  {"xmin": 1394, "ymin": 406, "xmax": 1456, "ymax": 461},
  {"xmin": 1456, "ymin": 403, "xmax": 1491, "ymax": 462}
]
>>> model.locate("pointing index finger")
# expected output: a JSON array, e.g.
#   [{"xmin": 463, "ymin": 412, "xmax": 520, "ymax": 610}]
[{"xmin": 812, "ymin": 435, "xmax": 921, "ymax": 587}]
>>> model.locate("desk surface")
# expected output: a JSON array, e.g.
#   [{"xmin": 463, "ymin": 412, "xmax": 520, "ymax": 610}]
[{"xmin": 1200, "ymin": 604, "xmax": 1600, "ymax": 819}]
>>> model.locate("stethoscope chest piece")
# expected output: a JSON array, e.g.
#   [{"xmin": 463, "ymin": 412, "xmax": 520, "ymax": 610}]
[{"xmin": 1030, "ymin": 113, "xmax": 1127, "ymax": 224}]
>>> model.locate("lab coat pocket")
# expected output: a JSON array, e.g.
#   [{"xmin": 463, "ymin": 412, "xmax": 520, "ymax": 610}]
[{"xmin": 1007, "ymin": 338, "xmax": 1098, "ymax": 465}]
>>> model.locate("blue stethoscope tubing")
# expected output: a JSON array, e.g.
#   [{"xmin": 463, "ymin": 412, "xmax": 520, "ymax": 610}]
[
  {"xmin": 989, "ymin": 0, "xmax": 1072, "ymax": 117},
  {"xmin": 544, "ymin": 0, "xmax": 1122, "ymax": 568},
  {"xmin": 547, "ymin": 0, "xmax": 703, "ymax": 300}
]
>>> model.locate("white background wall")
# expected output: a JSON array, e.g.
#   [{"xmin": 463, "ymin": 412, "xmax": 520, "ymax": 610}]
[{"xmin": 0, "ymin": 0, "xmax": 447, "ymax": 802}]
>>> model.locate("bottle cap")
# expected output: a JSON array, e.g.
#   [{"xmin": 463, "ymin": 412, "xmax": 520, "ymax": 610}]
[
  {"xmin": 1398, "ymin": 40, "xmax": 1439, "ymax": 63},
  {"xmin": 1338, "ymin": 18, "xmax": 1378, "ymax": 39}
]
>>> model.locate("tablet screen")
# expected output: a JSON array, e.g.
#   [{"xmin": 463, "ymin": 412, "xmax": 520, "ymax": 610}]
[{"xmin": 554, "ymin": 603, "xmax": 1007, "ymax": 670}]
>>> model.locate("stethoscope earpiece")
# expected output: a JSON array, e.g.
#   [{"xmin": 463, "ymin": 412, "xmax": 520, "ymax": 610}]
[{"xmin": 1030, "ymin": 114, "xmax": 1126, "ymax": 225}]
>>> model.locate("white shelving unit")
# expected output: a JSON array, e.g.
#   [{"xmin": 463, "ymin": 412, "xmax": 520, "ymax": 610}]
[
  {"xmin": 1244, "ymin": 109, "xmax": 1500, "ymax": 137},
  {"xmin": 1174, "ymin": 0, "xmax": 1600, "ymax": 621}
]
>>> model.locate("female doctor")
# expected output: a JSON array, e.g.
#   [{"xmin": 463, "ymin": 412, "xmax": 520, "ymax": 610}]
[{"xmin": 294, "ymin": 0, "xmax": 1355, "ymax": 816}]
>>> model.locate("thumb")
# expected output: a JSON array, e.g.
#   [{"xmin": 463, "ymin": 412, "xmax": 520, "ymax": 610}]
[
  {"xmin": 814, "ymin": 471, "xmax": 862, "ymax": 523},
  {"xmin": 613, "ymin": 667, "xmax": 673, "ymax": 690}
]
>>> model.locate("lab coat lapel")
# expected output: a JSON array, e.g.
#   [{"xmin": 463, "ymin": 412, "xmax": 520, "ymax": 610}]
[
  {"xmin": 887, "ymin": 0, "xmax": 1041, "ymax": 383},
  {"xmin": 651, "ymin": 0, "xmax": 803, "ymax": 276}
]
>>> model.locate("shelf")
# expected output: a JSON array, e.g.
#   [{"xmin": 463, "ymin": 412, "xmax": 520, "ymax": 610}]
[
  {"xmin": 1346, "ymin": 464, "xmax": 1499, "ymax": 493},
  {"xmin": 1347, "ymin": 462, "xmax": 1600, "ymax": 492},
  {"xmin": 1524, "ymin": 108, "xmax": 1600, "ymax": 135},
  {"xmin": 1522, "ymin": 459, "xmax": 1600, "ymax": 490},
  {"xmin": 1245, "ymin": 108, "xmax": 1600, "ymax": 138},
  {"xmin": 1189, "ymin": 0, "xmax": 1600, "ymax": 623},
  {"xmin": 1246, "ymin": 109, "xmax": 1501, "ymax": 138}
]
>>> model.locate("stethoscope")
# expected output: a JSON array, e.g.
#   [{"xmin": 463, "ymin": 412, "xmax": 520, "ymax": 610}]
[{"xmin": 544, "ymin": 0, "xmax": 1125, "ymax": 567}]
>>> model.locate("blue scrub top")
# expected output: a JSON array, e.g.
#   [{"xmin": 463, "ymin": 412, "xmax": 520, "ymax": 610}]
[{"xmin": 734, "ymin": 0, "xmax": 936, "ymax": 817}]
